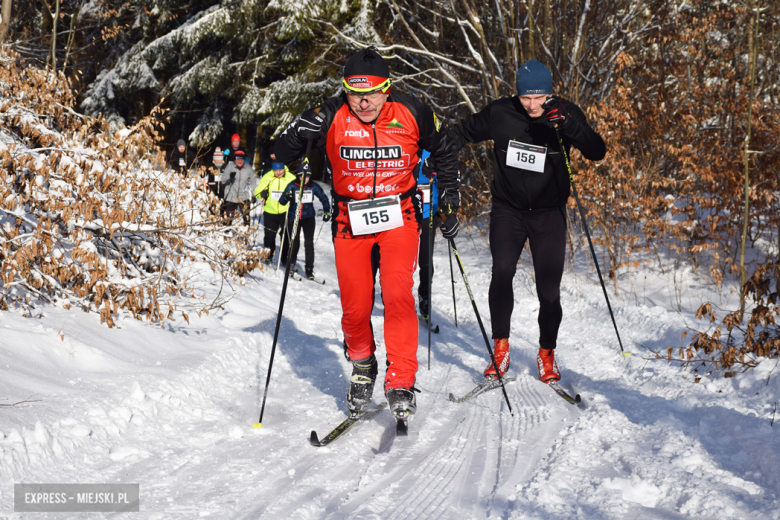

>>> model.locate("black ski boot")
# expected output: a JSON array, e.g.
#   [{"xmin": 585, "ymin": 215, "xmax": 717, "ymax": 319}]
[
  {"xmin": 306, "ymin": 269, "xmax": 315, "ymax": 280},
  {"xmin": 418, "ymin": 294, "xmax": 430, "ymax": 320},
  {"xmin": 346, "ymin": 354, "xmax": 378, "ymax": 415}
]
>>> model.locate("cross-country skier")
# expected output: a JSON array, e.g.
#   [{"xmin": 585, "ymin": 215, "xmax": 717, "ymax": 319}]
[
  {"xmin": 275, "ymin": 47, "xmax": 461, "ymax": 421},
  {"xmin": 278, "ymin": 162, "xmax": 331, "ymax": 280},
  {"xmin": 220, "ymin": 150, "xmax": 256, "ymax": 226},
  {"xmin": 417, "ymin": 154, "xmax": 439, "ymax": 326},
  {"xmin": 255, "ymin": 161, "xmax": 296, "ymax": 265},
  {"xmin": 450, "ymin": 59, "xmax": 606, "ymax": 384}
]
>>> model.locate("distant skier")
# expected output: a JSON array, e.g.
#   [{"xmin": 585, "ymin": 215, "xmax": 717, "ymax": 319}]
[
  {"xmin": 275, "ymin": 47, "xmax": 461, "ymax": 421},
  {"xmin": 416, "ymin": 153, "xmax": 439, "ymax": 327},
  {"xmin": 278, "ymin": 162, "xmax": 331, "ymax": 280},
  {"xmin": 450, "ymin": 59, "xmax": 606, "ymax": 383},
  {"xmin": 220, "ymin": 150, "xmax": 256, "ymax": 226},
  {"xmin": 254, "ymin": 161, "xmax": 296, "ymax": 265},
  {"xmin": 167, "ymin": 138, "xmax": 197, "ymax": 173}
]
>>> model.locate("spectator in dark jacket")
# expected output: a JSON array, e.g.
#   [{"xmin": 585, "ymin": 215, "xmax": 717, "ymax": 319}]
[
  {"xmin": 223, "ymin": 133, "xmax": 243, "ymax": 165},
  {"xmin": 167, "ymin": 139, "xmax": 197, "ymax": 173}
]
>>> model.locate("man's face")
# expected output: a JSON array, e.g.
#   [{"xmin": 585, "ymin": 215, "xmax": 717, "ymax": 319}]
[
  {"xmin": 270, "ymin": 153, "xmax": 276, "ymax": 160},
  {"xmin": 346, "ymin": 90, "xmax": 390, "ymax": 123},
  {"xmin": 235, "ymin": 158, "xmax": 245, "ymax": 168},
  {"xmin": 178, "ymin": 145, "xmax": 186, "ymax": 153},
  {"xmin": 518, "ymin": 94, "xmax": 551, "ymax": 118},
  {"xmin": 232, "ymin": 139, "xmax": 240, "ymax": 149},
  {"xmin": 273, "ymin": 168, "xmax": 285, "ymax": 178}
]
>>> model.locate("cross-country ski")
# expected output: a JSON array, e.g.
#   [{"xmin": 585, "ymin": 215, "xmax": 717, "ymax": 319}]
[
  {"xmin": 309, "ymin": 403, "xmax": 388, "ymax": 447},
  {"xmin": 448, "ymin": 376, "xmax": 518, "ymax": 403}
]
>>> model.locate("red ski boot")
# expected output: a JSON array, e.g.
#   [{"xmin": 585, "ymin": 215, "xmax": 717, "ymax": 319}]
[
  {"xmin": 483, "ymin": 339, "xmax": 510, "ymax": 379},
  {"xmin": 537, "ymin": 348, "xmax": 561, "ymax": 382}
]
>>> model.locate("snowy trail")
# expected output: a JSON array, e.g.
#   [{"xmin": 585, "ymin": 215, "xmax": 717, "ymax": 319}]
[{"xmin": 3, "ymin": 223, "xmax": 780, "ymax": 519}]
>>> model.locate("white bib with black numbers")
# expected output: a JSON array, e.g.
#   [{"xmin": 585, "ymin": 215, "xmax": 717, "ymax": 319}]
[
  {"xmin": 297, "ymin": 189, "xmax": 314, "ymax": 204},
  {"xmin": 179, "ymin": 158, "xmax": 185, "ymax": 167},
  {"xmin": 270, "ymin": 190, "xmax": 284, "ymax": 201},
  {"xmin": 419, "ymin": 184, "xmax": 431, "ymax": 204},
  {"xmin": 506, "ymin": 141, "xmax": 547, "ymax": 173},
  {"xmin": 347, "ymin": 196, "xmax": 404, "ymax": 235}
]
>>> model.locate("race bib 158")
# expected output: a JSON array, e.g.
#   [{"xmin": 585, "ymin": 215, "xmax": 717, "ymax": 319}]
[{"xmin": 506, "ymin": 141, "xmax": 546, "ymax": 173}]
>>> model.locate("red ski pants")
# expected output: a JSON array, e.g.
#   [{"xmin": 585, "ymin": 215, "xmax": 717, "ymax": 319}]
[{"xmin": 335, "ymin": 222, "xmax": 420, "ymax": 391}]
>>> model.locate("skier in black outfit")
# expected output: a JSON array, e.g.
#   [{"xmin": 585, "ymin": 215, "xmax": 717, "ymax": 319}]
[
  {"xmin": 278, "ymin": 162, "xmax": 331, "ymax": 280},
  {"xmin": 450, "ymin": 59, "xmax": 606, "ymax": 384}
]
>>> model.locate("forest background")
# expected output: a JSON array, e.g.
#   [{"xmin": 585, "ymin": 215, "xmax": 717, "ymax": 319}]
[{"xmin": 1, "ymin": 0, "xmax": 779, "ymax": 373}]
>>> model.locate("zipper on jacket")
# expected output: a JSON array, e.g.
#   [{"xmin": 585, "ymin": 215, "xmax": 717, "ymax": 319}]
[{"xmin": 371, "ymin": 122, "xmax": 378, "ymax": 200}]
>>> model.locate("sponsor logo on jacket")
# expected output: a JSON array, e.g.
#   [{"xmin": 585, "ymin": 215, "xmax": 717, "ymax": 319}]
[
  {"xmin": 339, "ymin": 145, "xmax": 409, "ymax": 170},
  {"xmin": 344, "ymin": 129, "xmax": 371, "ymax": 138}
]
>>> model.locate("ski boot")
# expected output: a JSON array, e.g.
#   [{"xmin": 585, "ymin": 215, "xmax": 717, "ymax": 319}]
[
  {"xmin": 483, "ymin": 338, "xmax": 510, "ymax": 379},
  {"xmin": 346, "ymin": 354, "xmax": 378, "ymax": 416},
  {"xmin": 305, "ymin": 269, "xmax": 315, "ymax": 281},
  {"xmin": 418, "ymin": 294, "xmax": 430, "ymax": 321},
  {"xmin": 386, "ymin": 387, "xmax": 418, "ymax": 436},
  {"xmin": 537, "ymin": 348, "xmax": 561, "ymax": 383}
]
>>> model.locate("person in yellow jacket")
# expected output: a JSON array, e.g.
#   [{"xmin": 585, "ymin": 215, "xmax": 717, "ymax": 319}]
[{"xmin": 254, "ymin": 162, "xmax": 296, "ymax": 264}]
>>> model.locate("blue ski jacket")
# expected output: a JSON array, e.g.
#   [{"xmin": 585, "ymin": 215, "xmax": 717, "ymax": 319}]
[
  {"xmin": 279, "ymin": 180, "xmax": 331, "ymax": 220},
  {"xmin": 417, "ymin": 150, "xmax": 438, "ymax": 218}
]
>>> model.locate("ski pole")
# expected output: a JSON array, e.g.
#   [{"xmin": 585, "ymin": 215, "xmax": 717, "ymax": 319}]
[
  {"xmin": 448, "ymin": 240, "xmax": 457, "ymax": 328},
  {"xmin": 416, "ymin": 149, "xmax": 434, "ymax": 370},
  {"xmin": 552, "ymin": 124, "xmax": 629, "ymax": 358},
  {"xmin": 426, "ymin": 212, "xmax": 433, "ymax": 370},
  {"xmin": 313, "ymin": 218, "xmax": 326, "ymax": 246},
  {"xmin": 255, "ymin": 139, "xmax": 314, "ymax": 428},
  {"xmin": 448, "ymin": 233, "xmax": 513, "ymax": 415},
  {"xmin": 276, "ymin": 205, "xmax": 290, "ymax": 272}
]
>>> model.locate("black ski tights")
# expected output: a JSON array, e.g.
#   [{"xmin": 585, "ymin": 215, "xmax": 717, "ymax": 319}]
[{"xmin": 488, "ymin": 199, "xmax": 566, "ymax": 349}]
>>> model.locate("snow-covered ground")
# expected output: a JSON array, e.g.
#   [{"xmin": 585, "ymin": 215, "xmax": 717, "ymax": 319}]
[{"xmin": 2, "ymin": 215, "xmax": 780, "ymax": 519}]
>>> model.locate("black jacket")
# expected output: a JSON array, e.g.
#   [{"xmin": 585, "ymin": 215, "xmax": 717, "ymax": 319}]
[
  {"xmin": 167, "ymin": 147, "xmax": 197, "ymax": 172},
  {"xmin": 450, "ymin": 96, "xmax": 606, "ymax": 211}
]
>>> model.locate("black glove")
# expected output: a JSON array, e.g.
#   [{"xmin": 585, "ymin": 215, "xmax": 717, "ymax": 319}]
[
  {"xmin": 542, "ymin": 97, "xmax": 573, "ymax": 130},
  {"xmin": 437, "ymin": 186, "xmax": 460, "ymax": 215},
  {"xmin": 260, "ymin": 189, "xmax": 269, "ymax": 200},
  {"xmin": 322, "ymin": 212, "xmax": 331, "ymax": 222},
  {"xmin": 439, "ymin": 213, "xmax": 460, "ymax": 240},
  {"xmin": 229, "ymin": 171, "xmax": 236, "ymax": 182},
  {"xmin": 296, "ymin": 109, "xmax": 324, "ymax": 141}
]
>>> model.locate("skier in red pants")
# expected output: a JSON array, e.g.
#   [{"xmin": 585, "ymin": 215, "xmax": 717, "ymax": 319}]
[{"xmin": 275, "ymin": 47, "xmax": 461, "ymax": 420}]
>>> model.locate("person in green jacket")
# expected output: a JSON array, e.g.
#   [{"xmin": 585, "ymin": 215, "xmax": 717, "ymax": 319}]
[{"xmin": 255, "ymin": 162, "xmax": 296, "ymax": 264}]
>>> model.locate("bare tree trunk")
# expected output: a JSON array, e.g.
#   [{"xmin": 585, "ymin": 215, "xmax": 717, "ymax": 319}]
[
  {"xmin": 51, "ymin": 0, "xmax": 60, "ymax": 71},
  {"xmin": 62, "ymin": 0, "xmax": 86, "ymax": 72},
  {"xmin": 0, "ymin": 0, "xmax": 12, "ymax": 42},
  {"xmin": 739, "ymin": 0, "xmax": 760, "ymax": 318}
]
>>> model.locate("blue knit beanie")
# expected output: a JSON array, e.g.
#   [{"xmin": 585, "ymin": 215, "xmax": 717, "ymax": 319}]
[{"xmin": 516, "ymin": 60, "xmax": 553, "ymax": 95}]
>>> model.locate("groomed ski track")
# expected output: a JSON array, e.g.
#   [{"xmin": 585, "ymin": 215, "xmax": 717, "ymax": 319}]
[{"xmin": 2, "ymin": 221, "xmax": 779, "ymax": 519}]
